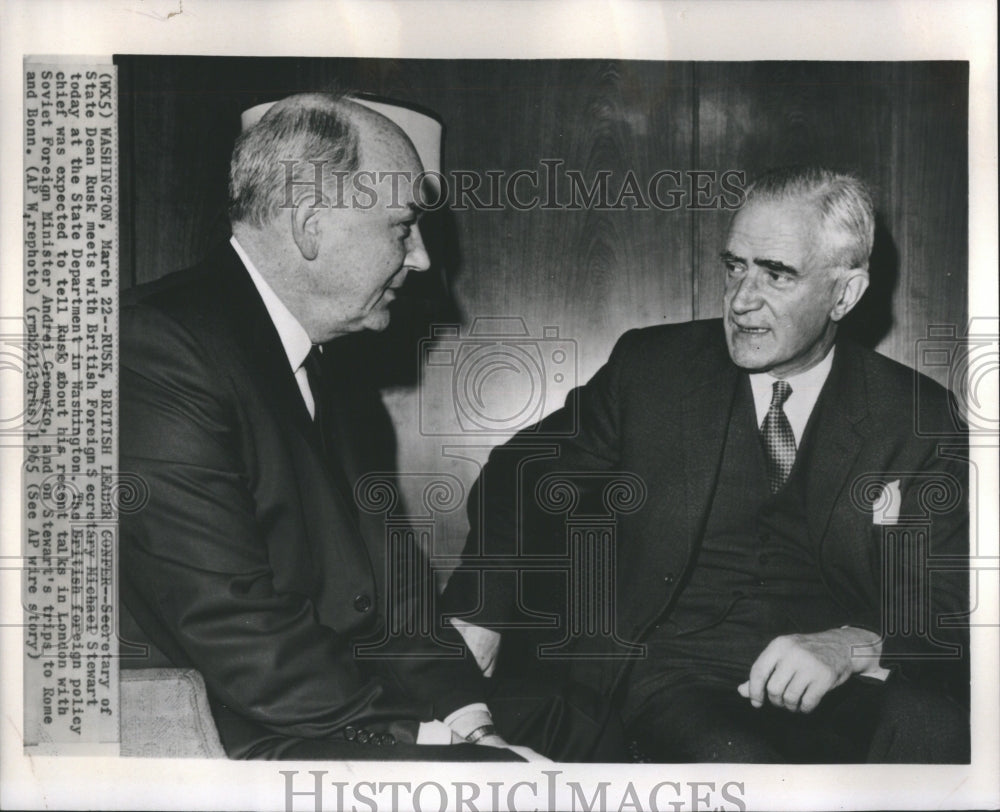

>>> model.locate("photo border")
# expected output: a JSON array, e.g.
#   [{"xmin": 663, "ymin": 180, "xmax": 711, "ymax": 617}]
[{"xmin": 2, "ymin": 1, "xmax": 996, "ymax": 810}]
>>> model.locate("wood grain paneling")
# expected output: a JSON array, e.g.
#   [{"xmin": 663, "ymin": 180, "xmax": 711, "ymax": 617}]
[{"xmin": 694, "ymin": 62, "xmax": 967, "ymax": 380}]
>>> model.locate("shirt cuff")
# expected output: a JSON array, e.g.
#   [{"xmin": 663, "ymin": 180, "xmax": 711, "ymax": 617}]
[
  {"xmin": 416, "ymin": 703, "xmax": 494, "ymax": 745},
  {"xmin": 855, "ymin": 661, "xmax": 892, "ymax": 682},
  {"xmin": 840, "ymin": 624, "xmax": 891, "ymax": 682},
  {"xmin": 416, "ymin": 720, "xmax": 453, "ymax": 745},
  {"xmin": 444, "ymin": 703, "xmax": 494, "ymax": 740}
]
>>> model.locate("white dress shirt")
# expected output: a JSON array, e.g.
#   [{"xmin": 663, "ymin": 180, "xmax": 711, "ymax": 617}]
[
  {"xmin": 231, "ymin": 236, "xmax": 317, "ymax": 417},
  {"xmin": 747, "ymin": 347, "xmax": 835, "ymax": 444}
]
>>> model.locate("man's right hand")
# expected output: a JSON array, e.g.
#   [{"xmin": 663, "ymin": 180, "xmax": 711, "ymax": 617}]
[{"xmin": 737, "ymin": 627, "xmax": 883, "ymax": 713}]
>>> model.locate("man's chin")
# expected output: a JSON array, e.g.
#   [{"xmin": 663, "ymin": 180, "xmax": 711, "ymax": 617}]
[
  {"xmin": 360, "ymin": 309, "xmax": 392, "ymax": 333},
  {"xmin": 726, "ymin": 336, "xmax": 774, "ymax": 372}
]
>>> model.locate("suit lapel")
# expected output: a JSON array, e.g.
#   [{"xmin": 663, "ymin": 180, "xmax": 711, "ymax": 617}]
[
  {"xmin": 804, "ymin": 342, "xmax": 869, "ymax": 546},
  {"xmin": 676, "ymin": 332, "xmax": 743, "ymax": 547},
  {"xmin": 217, "ymin": 244, "xmax": 365, "ymax": 518},
  {"xmin": 213, "ymin": 245, "xmax": 320, "ymax": 448}
]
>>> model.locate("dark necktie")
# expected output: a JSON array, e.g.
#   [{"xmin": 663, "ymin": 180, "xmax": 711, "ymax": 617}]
[
  {"xmin": 761, "ymin": 380, "xmax": 795, "ymax": 493},
  {"xmin": 302, "ymin": 345, "xmax": 330, "ymax": 455},
  {"xmin": 302, "ymin": 346, "xmax": 356, "ymax": 512}
]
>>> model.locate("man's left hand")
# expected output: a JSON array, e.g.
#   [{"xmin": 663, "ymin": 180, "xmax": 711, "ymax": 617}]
[{"xmin": 737, "ymin": 627, "xmax": 882, "ymax": 713}]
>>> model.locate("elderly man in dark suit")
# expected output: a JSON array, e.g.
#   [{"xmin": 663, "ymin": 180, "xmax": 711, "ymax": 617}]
[
  {"xmin": 119, "ymin": 92, "xmax": 619, "ymax": 761},
  {"xmin": 443, "ymin": 167, "xmax": 969, "ymax": 763}
]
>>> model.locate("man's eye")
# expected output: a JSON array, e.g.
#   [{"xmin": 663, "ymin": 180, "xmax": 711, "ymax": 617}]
[
  {"xmin": 767, "ymin": 271, "xmax": 791, "ymax": 286},
  {"xmin": 724, "ymin": 262, "xmax": 744, "ymax": 276}
]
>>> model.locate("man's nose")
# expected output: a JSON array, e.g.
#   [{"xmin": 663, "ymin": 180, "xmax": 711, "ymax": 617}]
[
  {"xmin": 404, "ymin": 224, "xmax": 431, "ymax": 273},
  {"xmin": 728, "ymin": 269, "xmax": 763, "ymax": 313}
]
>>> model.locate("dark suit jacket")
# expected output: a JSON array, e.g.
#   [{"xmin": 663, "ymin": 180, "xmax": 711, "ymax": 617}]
[
  {"xmin": 120, "ymin": 243, "xmax": 484, "ymax": 757},
  {"xmin": 443, "ymin": 320, "xmax": 969, "ymax": 702}
]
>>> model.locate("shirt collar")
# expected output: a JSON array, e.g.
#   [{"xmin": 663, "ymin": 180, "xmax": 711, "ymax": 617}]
[
  {"xmin": 231, "ymin": 235, "xmax": 313, "ymax": 374},
  {"xmin": 747, "ymin": 346, "xmax": 836, "ymax": 445}
]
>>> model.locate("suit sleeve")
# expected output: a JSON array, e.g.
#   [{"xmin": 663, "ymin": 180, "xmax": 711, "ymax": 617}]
[
  {"xmin": 836, "ymin": 380, "xmax": 970, "ymax": 696},
  {"xmin": 876, "ymin": 430, "xmax": 970, "ymax": 692},
  {"xmin": 442, "ymin": 329, "xmax": 638, "ymax": 628},
  {"xmin": 119, "ymin": 305, "xmax": 430, "ymax": 741}
]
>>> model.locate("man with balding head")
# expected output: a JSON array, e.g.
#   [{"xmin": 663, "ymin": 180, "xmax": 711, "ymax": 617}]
[
  {"xmin": 120, "ymin": 93, "xmax": 619, "ymax": 761},
  {"xmin": 445, "ymin": 167, "xmax": 969, "ymax": 762},
  {"xmin": 229, "ymin": 94, "xmax": 431, "ymax": 339}
]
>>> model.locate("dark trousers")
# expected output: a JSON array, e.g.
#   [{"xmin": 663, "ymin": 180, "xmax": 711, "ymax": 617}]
[
  {"xmin": 243, "ymin": 674, "xmax": 625, "ymax": 762},
  {"xmin": 625, "ymin": 673, "xmax": 969, "ymax": 763}
]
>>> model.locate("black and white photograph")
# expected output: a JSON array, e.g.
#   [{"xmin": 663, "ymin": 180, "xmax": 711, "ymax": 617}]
[{"xmin": 2, "ymin": 2, "xmax": 997, "ymax": 810}]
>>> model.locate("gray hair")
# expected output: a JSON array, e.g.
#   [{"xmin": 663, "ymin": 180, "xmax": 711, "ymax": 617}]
[
  {"xmin": 228, "ymin": 93, "xmax": 360, "ymax": 227},
  {"xmin": 745, "ymin": 166, "xmax": 876, "ymax": 270}
]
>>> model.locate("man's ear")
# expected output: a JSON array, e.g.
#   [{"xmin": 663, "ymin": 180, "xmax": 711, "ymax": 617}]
[
  {"xmin": 830, "ymin": 268, "xmax": 870, "ymax": 322},
  {"xmin": 290, "ymin": 199, "xmax": 323, "ymax": 261}
]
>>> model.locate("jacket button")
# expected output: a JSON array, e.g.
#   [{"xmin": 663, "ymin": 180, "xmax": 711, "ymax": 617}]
[
  {"xmin": 343, "ymin": 725, "xmax": 357, "ymax": 741},
  {"xmin": 357, "ymin": 729, "xmax": 372, "ymax": 744},
  {"xmin": 663, "ymin": 573, "xmax": 675, "ymax": 585},
  {"xmin": 353, "ymin": 594, "xmax": 372, "ymax": 612},
  {"xmin": 380, "ymin": 733, "xmax": 395, "ymax": 746}
]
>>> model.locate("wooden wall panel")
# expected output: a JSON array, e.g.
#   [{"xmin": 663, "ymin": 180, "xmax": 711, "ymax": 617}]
[
  {"xmin": 693, "ymin": 62, "xmax": 967, "ymax": 385},
  {"xmin": 881, "ymin": 62, "xmax": 968, "ymax": 379}
]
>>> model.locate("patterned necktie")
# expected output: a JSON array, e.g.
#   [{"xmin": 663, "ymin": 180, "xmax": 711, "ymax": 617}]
[{"xmin": 761, "ymin": 380, "xmax": 795, "ymax": 493}]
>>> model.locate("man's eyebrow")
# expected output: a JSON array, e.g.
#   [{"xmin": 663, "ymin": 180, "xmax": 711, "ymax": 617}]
[
  {"xmin": 755, "ymin": 258, "xmax": 799, "ymax": 276},
  {"xmin": 720, "ymin": 250, "xmax": 799, "ymax": 276}
]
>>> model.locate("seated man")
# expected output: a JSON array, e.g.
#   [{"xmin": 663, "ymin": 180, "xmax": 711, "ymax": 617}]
[
  {"xmin": 443, "ymin": 167, "xmax": 969, "ymax": 763},
  {"xmin": 119, "ymin": 91, "xmax": 621, "ymax": 761}
]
